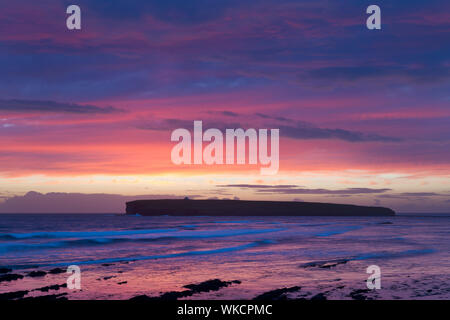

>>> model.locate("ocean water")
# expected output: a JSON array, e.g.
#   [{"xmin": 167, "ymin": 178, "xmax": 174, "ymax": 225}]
[{"xmin": 0, "ymin": 214, "xmax": 449, "ymax": 300}]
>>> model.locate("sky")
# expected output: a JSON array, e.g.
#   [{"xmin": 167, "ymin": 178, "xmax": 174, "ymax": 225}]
[{"xmin": 0, "ymin": 0, "xmax": 449, "ymax": 213}]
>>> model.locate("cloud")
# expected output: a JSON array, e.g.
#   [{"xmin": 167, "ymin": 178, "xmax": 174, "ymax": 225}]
[
  {"xmin": 77, "ymin": 0, "xmax": 242, "ymax": 24},
  {"xmin": 1, "ymin": 0, "xmax": 449, "ymax": 103},
  {"xmin": 0, "ymin": 99, "xmax": 122, "ymax": 114},
  {"xmin": 303, "ymin": 65, "xmax": 450, "ymax": 84},
  {"xmin": 255, "ymin": 113, "xmax": 292, "ymax": 122},
  {"xmin": 399, "ymin": 192, "xmax": 442, "ymax": 197},
  {"xmin": 222, "ymin": 184, "xmax": 298, "ymax": 189},
  {"xmin": 136, "ymin": 118, "xmax": 243, "ymax": 132},
  {"xmin": 377, "ymin": 192, "xmax": 448, "ymax": 200},
  {"xmin": 278, "ymin": 123, "xmax": 401, "ymax": 142},
  {"xmin": 219, "ymin": 184, "xmax": 391, "ymax": 195},
  {"xmin": 256, "ymin": 111, "xmax": 401, "ymax": 142},
  {"xmin": 0, "ymin": 191, "xmax": 188, "ymax": 213},
  {"xmin": 214, "ymin": 111, "xmax": 240, "ymax": 117},
  {"xmin": 137, "ymin": 113, "xmax": 400, "ymax": 142}
]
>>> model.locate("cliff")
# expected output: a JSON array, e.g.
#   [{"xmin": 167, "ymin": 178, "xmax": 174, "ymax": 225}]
[{"xmin": 125, "ymin": 199, "xmax": 395, "ymax": 216}]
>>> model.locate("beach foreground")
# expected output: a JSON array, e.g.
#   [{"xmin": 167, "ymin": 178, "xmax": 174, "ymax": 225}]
[{"xmin": 1, "ymin": 214, "xmax": 449, "ymax": 300}]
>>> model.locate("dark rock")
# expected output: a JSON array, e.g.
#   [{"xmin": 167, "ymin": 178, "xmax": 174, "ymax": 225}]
[
  {"xmin": 117, "ymin": 281, "xmax": 127, "ymax": 285},
  {"xmin": 158, "ymin": 290, "xmax": 193, "ymax": 300},
  {"xmin": 34, "ymin": 283, "xmax": 67, "ymax": 292},
  {"xmin": 349, "ymin": 289, "xmax": 371, "ymax": 300},
  {"xmin": 300, "ymin": 259, "xmax": 350, "ymax": 269},
  {"xmin": 27, "ymin": 270, "xmax": 47, "ymax": 277},
  {"xmin": 319, "ymin": 260, "xmax": 350, "ymax": 269},
  {"xmin": 311, "ymin": 293, "xmax": 327, "ymax": 300},
  {"xmin": 254, "ymin": 286, "xmax": 301, "ymax": 300},
  {"xmin": 350, "ymin": 294, "xmax": 366, "ymax": 300},
  {"xmin": 0, "ymin": 273, "xmax": 24, "ymax": 282},
  {"xmin": 183, "ymin": 279, "xmax": 241, "ymax": 293},
  {"xmin": 0, "ymin": 268, "xmax": 12, "ymax": 274},
  {"xmin": 129, "ymin": 279, "xmax": 241, "ymax": 301},
  {"xmin": 129, "ymin": 295, "xmax": 153, "ymax": 301},
  {"xmin": 97, "ymin": 275, "xmax": 116, "ymax": 281},
  {"xmin": 0, "ymin": 290, "xmax": 29, "ymax": 300},
  {"xmin": 20, "ymin": 293, "xmax": 68, "ymax": 301},
  {"xmin": 48, "ymin": 268, "xmax": 66, "ymax": 274}
]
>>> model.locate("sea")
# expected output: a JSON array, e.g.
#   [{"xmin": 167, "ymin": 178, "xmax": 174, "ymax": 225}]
[{"xmin": 0, "ymin": 214, "xmax": 449, "ymax": 300}]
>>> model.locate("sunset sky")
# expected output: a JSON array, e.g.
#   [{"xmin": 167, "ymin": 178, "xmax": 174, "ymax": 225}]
[{"xmin": 1, "ymin": 0, "xmax": 449, "ymax": 213}]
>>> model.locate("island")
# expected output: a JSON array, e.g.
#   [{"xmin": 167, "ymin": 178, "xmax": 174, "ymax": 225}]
[{"xmin": 125, "ymin": 199, "xmax": 395, "ymax": 216}]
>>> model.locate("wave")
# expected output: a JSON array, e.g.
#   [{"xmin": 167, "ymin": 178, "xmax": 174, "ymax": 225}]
[
  {"xmin": 6, "ymin": 240, "xmax": 274, "ymax": 269},
  {"xmin": 300, "ymin": 248, "xmax": 435, "ymax": 268},
  {"xmin": 299, "ymin": 223, "xmax": 332, "ymax": 227},
  {"xmin": 0, "ymin": 228, "xmax": 179, "ymax": 240},
  {"xmin": 354, "ymin": 249, "xmax": 435, "ymax": 260},
  {"xmin": 0, "ymin": 228, "xmax": 284, "ymax": 253},
  {"xmin": 213, "ymin": 220, "xmax": 255, "ymax": 224},
  {"xmin": 315, "ymin": 225, "xmax": 362, "ymax": 237}
]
